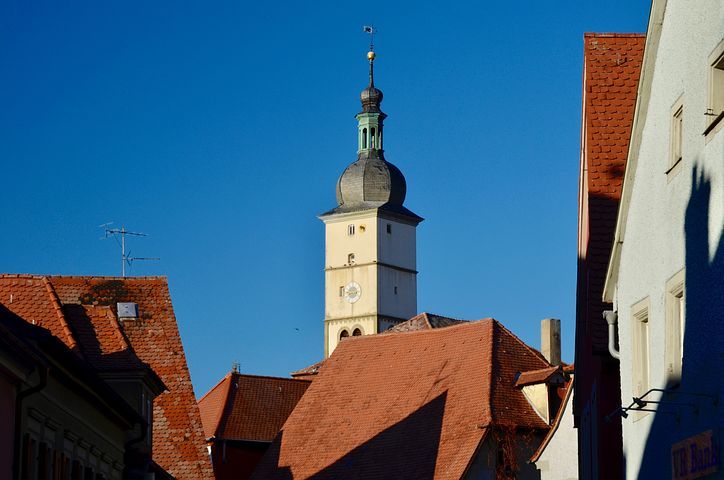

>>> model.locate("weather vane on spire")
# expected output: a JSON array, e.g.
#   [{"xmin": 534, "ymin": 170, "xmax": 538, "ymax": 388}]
[
  {"xmin": 363, "ymin": 25, "xmax": 376, "ymax": 52},
  {"xmin": 362, "ymin": 26, "xmax": 376, "ymax": 86}
]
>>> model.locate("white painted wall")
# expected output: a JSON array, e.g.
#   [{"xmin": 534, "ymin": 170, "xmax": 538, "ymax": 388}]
[
  {"xmin": 535, "ymin": 389, "xmax": 578, "ymax": 480},
  {"xmin": 613, "ymin": 1, "xmax": 724, "ymax": 477}
]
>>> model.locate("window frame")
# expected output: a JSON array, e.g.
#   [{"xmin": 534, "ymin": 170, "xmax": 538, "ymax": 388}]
[
  {"xmin": 705, "ymin": 39, "xmax": 724, "ymax": 136},
  {"xmin": 667, "ymin": 96, "xmax": 684, "ymax": 179},
  {"xmin": 631, "ymin": 297, "xmax": 651, "ymax": 420},
  {"xmin": 665, "ymin": 269, "xmax": 686, "ymax": 384}
]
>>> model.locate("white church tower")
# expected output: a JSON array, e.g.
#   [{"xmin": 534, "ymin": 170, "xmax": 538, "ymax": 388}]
[{"xmin": 319, "ymin": 47, "xmax": 423, "ymax": 357}]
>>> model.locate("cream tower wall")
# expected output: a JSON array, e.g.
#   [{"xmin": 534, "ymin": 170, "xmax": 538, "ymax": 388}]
[{"xmin": 322, "ymin": 210, "xmax": 418, "ymax": 357}]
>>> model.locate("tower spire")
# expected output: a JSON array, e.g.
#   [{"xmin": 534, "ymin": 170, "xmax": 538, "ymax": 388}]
[{"xmin": 364, "ymin": 25, "xmax": 376, "ymax": 88}]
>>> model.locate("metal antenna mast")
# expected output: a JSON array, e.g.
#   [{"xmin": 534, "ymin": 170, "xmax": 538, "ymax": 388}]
[{"xmin": 101, "ymin": 223, "xmax": 159, "ymax": 277}]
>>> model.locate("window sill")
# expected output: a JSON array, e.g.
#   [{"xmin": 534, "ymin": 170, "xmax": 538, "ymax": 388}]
[{"xmin": 703, "ymin": 111, "xmax": 724, "ymax": 136}]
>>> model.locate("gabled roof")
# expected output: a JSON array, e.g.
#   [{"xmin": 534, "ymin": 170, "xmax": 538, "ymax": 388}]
[
  {"xmin": 253, "ymin": 319, "xmax": 552, "ymax": 480},
  {"xmin": 198, "ymin": 372, "xmax": 310, "ymax": 443},
  {"xmin": 578, "ymin": 33, "xmax": 645, "ymax": 350},
  {"xmin": 383, "ymin": 312, "xmax": 466, "ymax": 334},
  {"xmin": 291, "ymin": 312, "xmax": 465, "ymax": 379},
  {"xmin": 514, "ymin": 366, "xmax": 563, "ymax": 387},
  {"xmin": 0, "ymin": 274, "xmax": 213, "ymax": 479}
]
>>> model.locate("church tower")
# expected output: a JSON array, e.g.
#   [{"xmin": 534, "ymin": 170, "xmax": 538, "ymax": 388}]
[{"xmin": 319, "ymin": 47, "xmax": 423, "ymax": 357}]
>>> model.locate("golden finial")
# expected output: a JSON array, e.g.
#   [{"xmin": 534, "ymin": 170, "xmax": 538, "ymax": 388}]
[{"xmin": 367, "ymin": 51, "xmax": 376, "ymax": 61}]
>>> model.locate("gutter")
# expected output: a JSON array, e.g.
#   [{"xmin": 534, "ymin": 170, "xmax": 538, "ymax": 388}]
[
  {"xmin": 13, "ymin": 366, "xmax": 49, "ymax": 480},
  {"xmin": 603, "ymin": 311, "xmax": 620, "ymax": 360}
]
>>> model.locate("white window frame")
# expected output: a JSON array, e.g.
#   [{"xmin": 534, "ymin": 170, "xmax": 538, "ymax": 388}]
[
  {"xmin": 665, "ymin": 269, "xmax": 685, "ymax": 383},
  {"xmin": 667, "ymin": 97, "xmax": 684, "ymax": 179},
  {"xmin": 631, "ymin": 297, "xmax": 650, "ymax": 419},
  {"xmin": 705, "ymin": 39, "xmax": 724, "ymax": 136}
]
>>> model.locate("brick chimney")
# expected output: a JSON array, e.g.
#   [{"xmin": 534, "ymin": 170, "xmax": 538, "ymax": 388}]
[{"xmin": 541, "ymin": 318, "xmax": 561, "ymax": 366}]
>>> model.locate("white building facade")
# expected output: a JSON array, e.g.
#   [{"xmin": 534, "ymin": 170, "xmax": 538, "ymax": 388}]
[{"xmin": 604, "ymin": 1, "xmax": 724, "ymax": 478}]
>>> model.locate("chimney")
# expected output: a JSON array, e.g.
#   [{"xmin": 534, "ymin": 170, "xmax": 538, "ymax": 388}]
[{"xmin": 541, "ymin": 318, "xmax": 561, "ymax": 366}]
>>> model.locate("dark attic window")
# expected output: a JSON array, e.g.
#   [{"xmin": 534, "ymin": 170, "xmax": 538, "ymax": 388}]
[
  {"xmin": 340, "ymin": 330, "xmax": 349, "ymax": 340},
  {"xmin": 353, "ymin": 328, "xmax": 362, "ymax": 336}
]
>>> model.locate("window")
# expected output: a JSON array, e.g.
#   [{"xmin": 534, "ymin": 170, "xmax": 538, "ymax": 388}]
[
  {"xmin": 347, "ymin": 253, "xmax": 355, "ymax": 265},
  {"xmin": 386, "ymin": 223, "xmax": 392, "ymax": 234},
  {"xmin": 706, "ymin": 42, "xmax": 724, "ymax": 134},
  {"xmin": 631, "ymin": 298, "xmax": 650, "ymax": 405},
  {"xmin": 348, "ymin": 224, "xmax": 355, "ymax": 236},
  {"xmin": 362, "ymin": 128, "xmax": 367, "ymax": 148},
  {"xmin": 339, "ymin": 286, "xmax": 344, "ymax": 297},
  {"xmin": 339, "ymin": 329, "xmax": 349, "ymax": 340},
  {"xmin": 668, "ymin": 100, "xmax": 683, "ymax": 177},
  {"xmin": 394, "ymin": 286, "xmax": 398, "ymax": 295},
  {"xmin": 352, "ymin": 328, "xmax": 362, "ymax": 336},
  {"xmin": 665, "ymin": 270, "xmax": 685, "ymax": 382}
]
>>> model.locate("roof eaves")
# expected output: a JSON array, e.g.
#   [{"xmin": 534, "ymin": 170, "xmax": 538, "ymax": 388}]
[{"xmin": 603, "ymin": 0, "xmax": 666, "ymax": 302}]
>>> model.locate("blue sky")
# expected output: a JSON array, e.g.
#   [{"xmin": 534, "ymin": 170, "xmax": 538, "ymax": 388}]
[{"xmin": 0, "ymin": 1, "xmax": 650, "ymax": 396}]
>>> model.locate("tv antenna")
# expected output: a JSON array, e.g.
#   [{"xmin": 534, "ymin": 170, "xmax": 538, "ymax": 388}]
[{"xmin": 100, "ymin": 223, "xmax": 160, "ymax": 277}]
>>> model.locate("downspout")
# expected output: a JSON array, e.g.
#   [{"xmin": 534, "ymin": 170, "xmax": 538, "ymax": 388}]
[
  {"xmin": 603, "ymin": 310, "xmax": 620, "ymax": 360},
  {"xmin": 13, "ymin": 366, "xmax": 49, "ymax": 480},
  {"xmin": 124, "ymin": 417, "xmax": 149, "ymax": 479}
]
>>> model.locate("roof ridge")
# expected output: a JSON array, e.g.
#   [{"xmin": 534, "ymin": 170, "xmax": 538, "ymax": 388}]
[
  {"xmin": 42, "ymin": 276, "xmax": 78, "ymax": 349},
  {"xmin": 0, "ymin": 273, "xmax": 168, "ymax": 280},
  {"xmin": 197, "ymin": 371, "xmax": 234, "ymax": 404},
  {"xmin": 230, "ymin": 372, "xmax": 311, "ymax": 383},
  {"xmin": 583, "ymin": 32, "xmax": 646, "ymax": 38}
]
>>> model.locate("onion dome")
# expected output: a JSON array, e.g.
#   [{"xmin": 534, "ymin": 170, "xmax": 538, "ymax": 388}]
[{"xmin": 336, "ymin": 149, "xmax": 406, "ymax": 206}]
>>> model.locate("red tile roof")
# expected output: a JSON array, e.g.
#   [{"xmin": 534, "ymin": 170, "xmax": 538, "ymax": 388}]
[
  {"xmin": 383, "ymin": 312, "xmax": 465, "ymax": 334},
  {"xmin": 253, "ymin": 319, "xmax": 552, "ymax": 480},
  {"xmin": 199, "ymin": 372, "xmax": 310, "ymax": 443},
  {"xmin": 514, "ymin": 366, "xmax": 563, "ymax": 387},
  {"xmin": 0, "ymin": 274, "xmax": 213, "ymax": 479},
  {"xmin": 579, "ymin": 33, "xmax": 645, "ymax": 351},
  {"xmin": 291, "ymin": 312, "xmax": 465, "ymax": 379}
]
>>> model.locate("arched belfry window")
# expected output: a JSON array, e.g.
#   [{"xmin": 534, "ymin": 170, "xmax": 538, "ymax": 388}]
[
  {"xmin": 340, "ymin": 329, "xmax": 350, "ymax": 341},
  {"xmin": 352, "ymin": 328, "xmax": 362, "ymax": 336},
  {"xmin": 370, "ymin": 127, "xmax": 376, "ymax": 148},
  {"xmin": 362, "ymin": 128, "xmax": 367, "ymax": 149}
]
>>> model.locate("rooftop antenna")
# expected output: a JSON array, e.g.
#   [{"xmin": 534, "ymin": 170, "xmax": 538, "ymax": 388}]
[{"xmin": 101, "ymin": 223, "xmax": 159, "ymax": 277}]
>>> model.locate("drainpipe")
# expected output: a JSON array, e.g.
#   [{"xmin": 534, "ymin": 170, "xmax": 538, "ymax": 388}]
[
  {"xmin": 603, "ymin": 310, "xmax": 620, "ymax": 360},
  {"xmin": 13, "ymin": 366, "xmax": 49, "ymax": 480}
]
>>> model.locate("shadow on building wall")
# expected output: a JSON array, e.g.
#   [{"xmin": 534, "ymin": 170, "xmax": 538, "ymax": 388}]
[
  {"xmin": 636, "ymin": 165, "xmax": 723, "ymax": 478},
  {"xmin": 252, "ymin": 391, "xmax": 447, "ymax": 480}
]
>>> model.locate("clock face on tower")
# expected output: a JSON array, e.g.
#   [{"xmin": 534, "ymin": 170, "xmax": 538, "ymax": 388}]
[{"xmin": 343, "ymin": 282, "xmax": 361, "ymax": 303}]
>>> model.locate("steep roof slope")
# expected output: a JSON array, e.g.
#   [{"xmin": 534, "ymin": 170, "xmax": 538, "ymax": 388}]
[
  {"xmin": 0, "ymin": 274, "xmax": 213, "ymax": 479},
  {"xmin": 291, "ymin": 312, "xmax": 465, "ymax": 379},
  {"xmin": 253, "ymin": 319, "xmax": 551, "ymax": 480},
  {"xmin": 578, "ymin": 33, "xmax": 645, "ymax": 351},
  {"xmin": 199, "ymin": 372, "xmax": 310, "ymax": 442}
]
